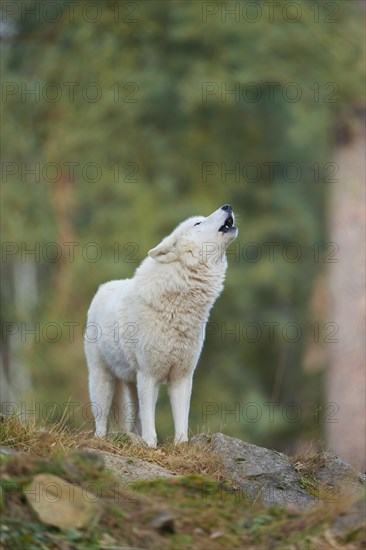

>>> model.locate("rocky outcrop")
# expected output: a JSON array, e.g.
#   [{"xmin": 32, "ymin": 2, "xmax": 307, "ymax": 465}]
[
  {"xmin": 82, "ymin": 447, "xmax": 176, "ymax": 484},
  {"xmin": 2, "ymin": 433, "xmax": 364, "ymax": 512},
  {"xmin": 310, "ymin": 451, "xmax": 366, "ymax": 496},
  {"xmin": 192, "ymin": 433, "xmax": 315, "ymax": 508},
  {"xmin": 191, "ymin": 433, "xmax": 365, "ymax": 509}
]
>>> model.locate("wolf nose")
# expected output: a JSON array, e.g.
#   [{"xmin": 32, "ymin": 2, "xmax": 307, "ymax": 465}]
[{"xmin": 221, "ymin": 204, "xmax": 232, "ymax": 212}]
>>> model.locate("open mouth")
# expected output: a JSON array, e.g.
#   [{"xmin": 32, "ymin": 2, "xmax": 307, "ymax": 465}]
[{"xmin": 219, "ymin": 215, "xmax": 234, "ymax": 233}]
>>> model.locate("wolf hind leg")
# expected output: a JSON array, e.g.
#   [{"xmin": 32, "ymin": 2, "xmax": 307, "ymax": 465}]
[
  {"xmin": 109, "ymin": 379, "xmax": 140, "ymax": 435},
  {"xmin": 86, "ymin": 346, "xmax": 115, "ymax": 437},
  {"xmin": 124, "ymin": 381, "xmax": 141, "ymax": 435}
]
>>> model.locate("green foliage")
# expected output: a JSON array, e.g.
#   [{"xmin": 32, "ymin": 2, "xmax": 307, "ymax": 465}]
[{"xmin": 1, "ymin": 1, "xmax": 364, "ymax": 448}]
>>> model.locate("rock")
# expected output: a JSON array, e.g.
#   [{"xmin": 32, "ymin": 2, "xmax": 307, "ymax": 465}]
[
  {"xmin": 190, "ymin": 433, "xmax": 209, "ymax": 445},
  {"xmin": 311, "ymin": 452, "xmax": 366, "ymax": 497},
  {"xmin": 82, "ymin": 448, "xmax": 175, "ymax": 484},
  {"xmin": 125, "ymin": 433, "xmax": 147, "ymax": 447},
  {"xmin": 149, "ymin": 511, "xmax": 175, "ymax": 534},
  {"xmin": 0, "ymin": 445, "xmax": 20, "ymax": 456},
  {"xmin": 25, "ymin": 473, "xmax": 102, "ymax": 530},
  {"xmin": 109, "ymin": 432, "xmax": 147, "ymax": 447},
  {"xmin": 62, "ymin": 449, "xmax": 106, "ymax": 480},
  {"xmin": 72, "ymin": 449, "xmax": 106, "ymax": 470},
  {"xmin": 192, "ymin": 433, "xmax": 316, "ymax": 508}
]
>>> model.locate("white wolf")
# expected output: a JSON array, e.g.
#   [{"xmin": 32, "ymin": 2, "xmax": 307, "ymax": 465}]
[{"xmin": 85, "ymin": 204, "xmax": 238, "ymax": 446}]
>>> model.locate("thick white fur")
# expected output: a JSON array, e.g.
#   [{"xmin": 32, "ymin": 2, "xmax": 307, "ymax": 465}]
[{"xmin": 85, "ymin": 206, "xmax": 238, "ymax": 446}]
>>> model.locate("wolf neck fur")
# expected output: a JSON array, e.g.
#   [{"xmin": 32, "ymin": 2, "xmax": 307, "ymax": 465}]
[{"xmin": 136, "ymin": 255, "xmax": 227, "ymax": 312}]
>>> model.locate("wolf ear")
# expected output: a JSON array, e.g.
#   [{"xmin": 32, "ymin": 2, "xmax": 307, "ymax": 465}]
[{"xmin": 148, "ymin": 236, "xmax": 178, "ymax": 263}]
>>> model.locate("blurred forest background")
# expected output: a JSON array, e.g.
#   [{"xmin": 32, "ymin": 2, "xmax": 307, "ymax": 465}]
[{"xmin": 1, "ymin": 1, "xmax": 365, "ymax": 461}]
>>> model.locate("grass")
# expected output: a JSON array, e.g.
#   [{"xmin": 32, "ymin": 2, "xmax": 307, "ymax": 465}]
[
  {"xmin": 0, "ymin": 414, "xmax": 222, "ymax": 478},
  {"xmin": 290, "ymin": 451, "xmax": 352, "ymax": 502},
  {"xmin": 1, "ymin": 415, "xmax": 365, "ymax": 549}
]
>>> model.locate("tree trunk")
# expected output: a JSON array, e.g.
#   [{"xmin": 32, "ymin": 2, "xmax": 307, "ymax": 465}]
[{"xmin": 327, "ymin": 113, "xmax": 365, "ymax": 471}]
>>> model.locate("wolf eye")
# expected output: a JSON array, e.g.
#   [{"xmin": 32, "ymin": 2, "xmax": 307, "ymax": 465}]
[{"xmin": 194, "ymin": 222, "xmax": 201, "ymax": 226}]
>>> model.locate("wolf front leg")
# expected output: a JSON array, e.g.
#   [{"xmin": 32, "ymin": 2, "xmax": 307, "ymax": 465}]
[
  {"xmin": 168, "ymin": 375, "xmax": 193, "ymax": 444},
  {"xmin": 136, "ymin": 371, "xmax": 159, "ymax": 446}
]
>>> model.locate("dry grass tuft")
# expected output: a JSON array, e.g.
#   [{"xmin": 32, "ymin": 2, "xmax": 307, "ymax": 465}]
[
  {"xmin": 300, "ymin": 492, "xmax": 365, "ymax": 550},
  {"xmin": 290, "ymin": 449, "xmax": 328, "ymax": 476},
  {"xmin": 0, "ymin": 414, "xmax": 80, "ymax": 456},
  {"xmin": 310, "ymin": 530, "xmax": 360, "ymax": 550},
  {"xmin": 0, "ymin": 414, "xmax": 224, "ymax": 478}
]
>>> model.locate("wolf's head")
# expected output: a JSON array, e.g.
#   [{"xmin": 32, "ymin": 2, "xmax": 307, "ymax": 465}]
[{"xmin": 148, "ymin": 205, "xmax": 238, "ymax": 266}]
